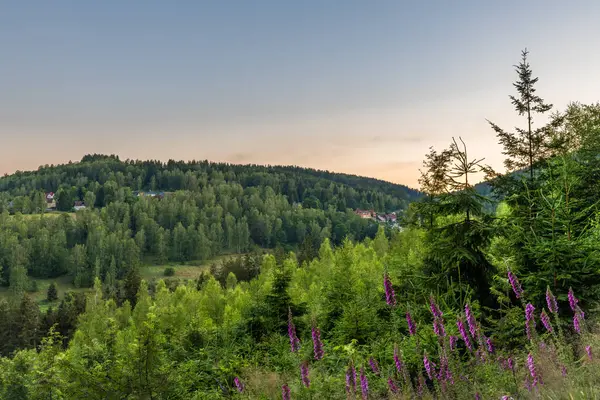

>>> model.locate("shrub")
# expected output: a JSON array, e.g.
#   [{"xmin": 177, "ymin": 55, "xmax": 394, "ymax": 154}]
[
  {"xmin": 164, "ymin": 267, "xmax": 175, "ymax": 277},
  {"xmin": 47, "ymin": 282, "xmax": 58, "ymax": 302}
]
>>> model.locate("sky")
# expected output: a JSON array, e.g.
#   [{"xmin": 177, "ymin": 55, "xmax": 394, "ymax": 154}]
[{"xmin": 1, "ymin": 1, "xmax": 600, "ymax": 187}]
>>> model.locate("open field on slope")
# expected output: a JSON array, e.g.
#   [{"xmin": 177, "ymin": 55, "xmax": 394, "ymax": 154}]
[{"xmin": 0, "ymin": 254, "xmax": 238, "ymax": 310}]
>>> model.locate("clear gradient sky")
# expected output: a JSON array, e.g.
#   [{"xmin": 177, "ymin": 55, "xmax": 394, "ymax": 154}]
[{"xmin": 1, "ymin": 1, "xmax": 600, "ymax": 186}]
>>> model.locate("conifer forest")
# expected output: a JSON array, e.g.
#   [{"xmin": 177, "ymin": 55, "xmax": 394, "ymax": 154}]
[{"xmin": 2, "ymin": 50, "xmax": 600, "ymax": 399}]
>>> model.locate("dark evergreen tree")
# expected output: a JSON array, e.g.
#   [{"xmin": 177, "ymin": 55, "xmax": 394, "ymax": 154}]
[
  {"xmin": 122, "ymin": 265, "xmax": 141, "ymax": 307},
  {"xmin": 419, "ymin": 138, "xmax": 497, "ymax": 310},
  {"xmin": 46, "ymin": 282, "xmax": 58, "ymax": 302}
]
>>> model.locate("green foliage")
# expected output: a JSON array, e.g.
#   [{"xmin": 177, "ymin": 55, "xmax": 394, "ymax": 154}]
[
  {"xmin": 163, "ymin": 266, "xmax": 175, "ymax": 276},
  {"xmin": 46, "ymin": 282, "xmax": 58, "ymax": 302},
  {"xmin": 3, "ymin": 52, "xmax": 600, "ymax": 399}
]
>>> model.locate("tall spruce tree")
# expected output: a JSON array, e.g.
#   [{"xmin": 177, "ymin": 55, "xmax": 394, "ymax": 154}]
[
  {"xmin": 420, "ymin": 138, "xmax": 496, "ymax": 310},
  {"xmin": 487, "ymin": 49, "xmax": 558, "ymax": 183}
]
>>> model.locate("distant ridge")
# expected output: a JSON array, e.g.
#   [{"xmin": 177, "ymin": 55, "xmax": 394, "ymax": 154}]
[{"xmin": 0, "ymin": 154, "xmax": 422, "ymax": 213}]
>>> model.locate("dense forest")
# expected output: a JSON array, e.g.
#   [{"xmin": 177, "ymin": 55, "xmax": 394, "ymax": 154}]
[
  {"xmin": 0, "ymin": 157, "xmax": 418, "ymax": 286},
  {"xmin": 2, "ymin": 50, "xmax": 600, "ymax": 398}
]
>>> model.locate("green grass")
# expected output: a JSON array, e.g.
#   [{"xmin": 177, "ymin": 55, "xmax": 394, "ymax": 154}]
[
  {"xmin": 0, "ymin": 274, "xmax": 91, "ymax": 312},
  {"xmin": 9, "ymin": 211, "xmax": 76, "ymax": 220},
  {"xmin": 140, "ymin": 264, "xmax": 208, "ymax": 281}
]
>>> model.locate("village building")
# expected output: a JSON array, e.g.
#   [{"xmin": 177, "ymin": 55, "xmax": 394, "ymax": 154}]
[
  {"xmin": 46, "ymin": 192, "xmax": 57, "ymax": 210},
  {"xmin": 355, "ymin": 209, "xmax": 375, "ymax": 219}
]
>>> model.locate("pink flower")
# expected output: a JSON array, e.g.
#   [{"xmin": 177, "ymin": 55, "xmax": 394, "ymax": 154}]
[
  {"xmin": 368, "ymin": 357, "xmax": 380, "ymax": 375},
  {"xmin": 311, "ymin": 324, "xmax": 324, "ymax": 360},
  {"xmin": 429, "ymin": 296, "xmax": 443, "ymax": 318},
  {"xmin": 525, "ymin": 303, "xmax": 536, "ymax": 340},
  {"xmin": 387, "ymin": 378, "xmax": 399, "ymax": 393},
  {"xmin": 457, "ymin": 318, "xmax": 473, "ymax": 351},
  {"xmin": 394, "ymin": 345, "xmax": 404, "ymax": 374},
  {"xmin": 345, "ymin": 362, "xmax": 356, "ymax": 394},
  {"xmin": 586, "ymin": 345, "xmax": 593, "ymax": 361},
  {"xmin": 507, "ymin": 270, "xmax": 523, "ymax": 298},
  {"xmin": 449, "ymin": 335, "xmax": 458, "ymax": 351},
  {"xmin": 282, "ymin": 384, "xmax": 291, "ymax": 400},
  {"xmin": 300, "ymin": 361, "xmax": 310, "ymax": 388},
  {"xmin": 574, "ymin": 312, "xmax": 582, "ymax": 334},
  {"xmin": 383, "ymin": 272, "xmax": 397, "ymax": 307},
  {"xmin": 485, "ymin": 336, "xmax": 494, "ymax": 353},
  {"xmin": 234, "ymin": 377, "xmax": 244, "ymax": 393},
  {"xmin": 423, "ymin": 353, "xmax": 435, "ymax": 380},
  {"xmin": 540, "ymin": 309, "xmax": 553, "ymax": 333},
  {"xmin": 527, "ymin": 353, "xmax": 542, "ymax": 387},
  {"xmin": 568, "ymin": 288, "xmax": 579, "ymax": 312},
  {"xmin": 465, "ymin": 304, "xmax": 478, "ymax": 338},
  {"xmin": 406, "ymin": 312, "xmax": 416, "ymax": 336},
  {"xmin": 546, "ymin": 287, "xmax": 558, "ymax": 314},
  {"xmin": 288, "ymin": 308, "xmax": 300, "ymax": 353},
  {"xmin": 360, "ymin": 366, "xmax": 369, "ymax": 399}
]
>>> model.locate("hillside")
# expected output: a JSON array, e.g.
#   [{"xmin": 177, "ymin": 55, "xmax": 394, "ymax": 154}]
[
  {"xmin": 0, "ymin": 154, "xmax": 421, "ymax": 211},
  {"xmin": 0, "ymin": 155, "xmax": 421, "ymax": 308}
]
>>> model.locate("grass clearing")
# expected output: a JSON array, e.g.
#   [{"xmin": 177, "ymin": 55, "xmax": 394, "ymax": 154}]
[
  {"xmin": 9, "ymin": 211, "xmax": 76, "ymax": 219},
  {"xmin": 0, "ymin": 274, "xmax": 92, "ymax": 312},
  {"xmin": 0, "ymin": 254, "xmax": 240, "ymax": 309}
]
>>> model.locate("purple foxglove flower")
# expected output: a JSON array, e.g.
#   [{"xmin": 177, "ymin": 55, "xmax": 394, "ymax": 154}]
[
  {"xmin": 465, "ymin": 304, "xmax": 477, "ymax": 338},
  {"xmin": 383, "ymin": 272, "xmax": 397, "ymax": 307},
  {"xmin": 406, "ymin": 312, "xmax": 416, "ymax": 336},
  {"xmin": 360, "ymin": 366, "xmax": 369, "ymax": 400},
  {"xmin": 561, "ymin": 365, "xmax": 567, "ymax": 376},
  {"xmin": 368, "ymin": 357, "xmax": 380, "ymax": 375},
  {"xmin": 433, "ymin": 316, "xmax": 446, "ymax": 337},
  {"xmin": 300, "ymin": 361, "xmax": 310, "ymax": 388},
  {"xmin": 423, "ymin": 354, "xmax": 434, "ymax": 380},
  {"xmin": 393, "ymin": 345, "xmax": 404, "ymax": 374},
  {"xmin": 507, "ymin": 357, "xmax": 514, "ymax": 371},
  {"xmin": 288, "ymin": 309, "xmax": 300, "ymax": 353},
  {"xmin": 429, "ymin": 296, "xmax": 443, "ymax": 318},
  {"xmin": 437, "ymin": 355, "xmax": 453, "ymax": 385},
  {"xmin": 234, "ymin": 377, "xmax": 244, "ymax": 393},
  {"xmin": 540, "ymin": 309, "xmax": 552, "ymax": 333},
  {"xmin": 311, "ymin": 325, "xmax": 324, "ymax": 360},
  {"xmin": 449, "ymin": 335, "xmax": 458, "ymax": 351},
  {"xmin": 387, "ymin": 378, "xmax": 399, "ymax": 393},
  {"xmin": 345, "ymin": 363, "xmax": 356, "ymax": 394},
  {"xmin": 457, "ymin": 318, "xmax": 473, "ymax": 351},
  {"xmin": 507, "ymin": 270, "xmax": 523, "ymax": 298},
  {"xmin": 525, "ymin": 303, "xmax": 536, "ymax": 340},
  {"xmin": 574, "ymin": 312, "xmax": 582, "ymax": 334},
  {"xmin": 475, "ymin": 393, "xmax": 481, "ymax": 400},
  {"xmin": 485, "ymin": 336, "xmax": 494, "ymax": 353},
  {"xmin": 546, "ymin": 287, "xmax": 558, "ymax": 314},
  {"xmin": 501, "ymin": 397, "xmax": 510, "ymax": 400},
  {"xmin": 568, "ymin": 288, "xmax": 579, "ymax": 312},
  {"xmin": 527, "ymin": 352, "xmax": 541, "ymax": 387},
  {"xmin": 586, "ymin": 345, "xmax": 593, "ymax": 361},
  {"xmin": 282, "ymin": 384, "xmax": 291, "ymax": 400}
]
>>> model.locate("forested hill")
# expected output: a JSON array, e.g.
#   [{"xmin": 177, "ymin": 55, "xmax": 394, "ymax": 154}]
[
  {"xmin": 0, "ymin": 154, "xmax": 421, "ymax": 211},
  {"xmin": 0, "ymin": 154, "xmax": 420, "ymax": 298}
]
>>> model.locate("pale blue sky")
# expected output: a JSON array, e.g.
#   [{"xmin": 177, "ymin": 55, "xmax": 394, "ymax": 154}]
[{"xmin": 1, "ymin": 1, "xmax": 599, "ymax": 185}]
